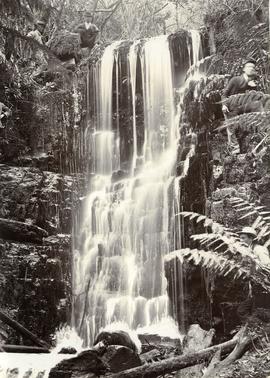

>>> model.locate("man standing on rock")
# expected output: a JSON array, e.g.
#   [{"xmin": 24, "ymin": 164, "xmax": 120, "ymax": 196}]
[
  {"xmin": 222, "ymin": 59, "xmax": 258, "ymax": 154},
  {"xmin": 27, "ymin": 20, "xmax": 47, "ymax": 67},
  {"xmin": 75, "ymin": 11, "xmax": 99, "ymax": 50}
]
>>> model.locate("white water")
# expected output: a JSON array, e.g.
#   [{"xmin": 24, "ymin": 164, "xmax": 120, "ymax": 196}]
[
  {"xmin": 93, "ymin": 41, "xmax": 122, "ymax": 175},
  {"xmin": 74, "ymin": 30, "xmax": 205, "ymax": 345},
  {"xmin": 0, "ymin": 327, "xmax": 82, "ymax": 378},
  {"xmin": 74, "ymin": 35, "xmax": 185, "ymax": 346},
  {"xmin": 190, "ymin": 30, "xmax": 203, "ymax": 66},
  {"xmin": 129, "ymin": 41, "xmax": 140, "ymax": 175},
  {"xmin": 141, "ymin": 36, "xmax": 175, "ymax": 161}
]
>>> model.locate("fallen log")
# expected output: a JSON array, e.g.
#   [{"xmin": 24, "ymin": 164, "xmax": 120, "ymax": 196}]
[
  {"xmin": 0, "ymin": 311, "xmax": 50, "ymax": 349},
  {"xmin": 203, "ymin": 326, "xmax": 251, "ymax": 377},
  {"xmin": 0, "ymin": 218, "xmax": 48, "ymax": 243},
  {"xmin": 0, "ymin": 345, "xmax": 50, "ymax": 353},
  {"xmin": 107, "ymin": 330, "xmax": 251, "ymax": 378}
]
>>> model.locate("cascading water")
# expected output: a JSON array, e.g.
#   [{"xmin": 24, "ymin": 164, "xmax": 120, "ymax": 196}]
[
  {"xmin": 74, "ymin": 31, "xmax": 204, "ymax": 346},
  {"xmin": 0, "ymin": 30, "xmax": 206, "ymax": 378},
  {"xmin": 128, "ymin": 41, "xmax": 140, "ymax": 175},
  {"xmin": 141, "ymin": 36, "xmax": 175, "ymax": 161},
  {"xmin": 93, "ymin": 41, "xmax": 122, "ymax": 175}
]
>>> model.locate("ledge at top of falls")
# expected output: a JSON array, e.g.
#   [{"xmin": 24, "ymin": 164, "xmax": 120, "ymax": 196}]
[{"xmin": 80, "ymin": 28, "xmax": 210, "ymax": 68}]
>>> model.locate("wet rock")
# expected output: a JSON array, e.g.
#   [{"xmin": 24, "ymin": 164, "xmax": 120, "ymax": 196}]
[
  {"xmin": 58, "ymin": 347, "xmax": 77, "ymax": 355},
  {"xmin": 223, "ymin": 154, "xmax": 262, "ymax": 184},
  {"xmin": 256, "ymin": 174, "xmax": 270, "ymax": 208},
  {"xmin": 140, "ymin": 348, "xmax": 164, "ymax": 364},
  {"xmin": 111, "ymin": 169, "xmax": 128, "ymax": 183},
  {"xmin": 180, "ymin": 324, "xmax": 215, "ymax": 378},
  {"xmin": 0, "ymin": 238, "xmax": 71, "ymax": 343},
  {"xmin": 49, "ymin": 350, "xmax": 108, "ymax": 378},
  {"xmin": 101, "ymin": 345, "xmax": 142, "ymax": 373},
  {"xmin": 0, "ymin": 165, "xmax": 80, "ymax": 234},
  {"xmin": 0, "ymin": 218, "xmax": 48, "ymax": 243},
  {"xmin": 94, "ymin": 330, "xmax": 138, "ymax": 352},
  {"xmin": 183, "ymin": 324, "xmax": 215, "ymax": 353}
]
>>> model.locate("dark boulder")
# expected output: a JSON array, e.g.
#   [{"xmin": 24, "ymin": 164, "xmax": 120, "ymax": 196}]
[
  {"xmin": 58, "ymin": 347, "xmax": 77, "ymax": 355},
  {"xmin": 49, "ymin": 349, "xmax": 108, "ymax": 378},
  {"xmin": 101, "ymin": 345, "xmax": 142, "ymax": 373},
  {"xmin": 94, "ymin": 330, "xmax": 138, "ymax": 352}
]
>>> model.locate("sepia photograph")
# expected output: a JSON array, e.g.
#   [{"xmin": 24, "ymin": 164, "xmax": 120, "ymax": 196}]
[{"xmin": 0, "ymin": 0, "xmax": 269, "ymax": 376}]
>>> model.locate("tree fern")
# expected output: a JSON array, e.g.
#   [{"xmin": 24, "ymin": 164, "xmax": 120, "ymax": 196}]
[
  {"xmin": 217, "ymin": 111, "xmax": 270, "ymax": 133},
  {"xmin": 178, "ymin": 211, "xmax": 270, "ymax": 273},
  {"xmin": 180, "ymin": 211, "xmax": 228, "ymax": 234},
  {"xmin": 165, "ymin": 248, "xmax": 270, "ymax": 293},
  {"xmin": 223, "ymin": 91, "xmax": 268, "ymax": 109}
]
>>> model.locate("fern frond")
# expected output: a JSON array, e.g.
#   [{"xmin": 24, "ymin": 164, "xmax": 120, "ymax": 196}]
[
  {"xmin": 178, "ymin": 211, "xmax": 227, "ymax": 234},
  {"xmin": 217, "ymin": 112, "xmax": 270, "ymax": 133},
  {"xmin": 165, "ymin": 248, "xmax": 270, "ymax": 292},
  {"xmin": 223, "ymin": 91, "xmax": 267, "ymax": 108},
  {"xmin": 229, "ymin": 197, "xmax": 270, "ymax": 243},
  {"xmin": 190, "ymin": 232, "xmax": 256, "ymax": 260}
]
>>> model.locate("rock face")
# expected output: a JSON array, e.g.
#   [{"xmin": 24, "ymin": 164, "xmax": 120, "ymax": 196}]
[
  {"xmin": 164, "ymin": 17, "xmax": 270, "ymax": 337},
  {"xmin": 0, "ymin": 163, "xmax": 83, "ymax": 343}
]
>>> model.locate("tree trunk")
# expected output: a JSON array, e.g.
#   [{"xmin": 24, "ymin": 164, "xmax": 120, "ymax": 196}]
[
  {"xmin": 203, "ymin": 327, "xmax": 251, "ymax": 377},
  {"xmin": 0, "ymin": 217, "xmax": 48, "ymax": 243},
  {"xmin": 0, "ymin": 311, "xmax": 50, "ymax": 349},
  {"xmin": 0, "ymin": 345, "xmax": 50, "ymax": 353},
  {"xmin": 107, "ymin": 335, "xmax": 243, "ymax": 378}
]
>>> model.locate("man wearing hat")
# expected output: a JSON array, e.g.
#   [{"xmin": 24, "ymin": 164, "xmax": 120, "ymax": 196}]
[
  {"xmin": 27, "ymin": 20, "xmax": 46, "ymax": 44},
  {"xmin": 75, "ymin": 11, "xmax": 99, "ymax": 49},
  {"xmin": 221, "ymin": 59, "xmax": 259, "ymax": 154},
  {"xmin": 27, "ymin": 20, "xmax": 47, "ymax": 66},
  {"xmin": 239, "ymin": 226, "xmax": 270, "ymax": 265}
]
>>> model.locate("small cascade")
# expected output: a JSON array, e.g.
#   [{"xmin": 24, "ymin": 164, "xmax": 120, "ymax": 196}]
[
  {"xmin": 190, "ymin": 30, "xmax": 203, "ymax": 66},
  {"xmin": 93, "ymin": 41, "xmax": 122, "ymax": 175},
  {"xmin": 141, "ymin": 36, "xmax": 175, "ymax": 161},
  {"xmin": 128, "ymin": 41, "xmax": 140, "ymax": 175}
]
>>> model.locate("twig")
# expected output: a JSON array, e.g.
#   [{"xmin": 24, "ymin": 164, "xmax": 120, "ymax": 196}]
[
  {"xmin": 78, "ymin": 277, "xmax": 91, "ymax": 336},
  {"xmin": 153, "ymin": 2, "xmax": 169, "ymax": 15},
  {"xmin": 100, "ymin": 0, "xmax": 122, "ymax": 32}
]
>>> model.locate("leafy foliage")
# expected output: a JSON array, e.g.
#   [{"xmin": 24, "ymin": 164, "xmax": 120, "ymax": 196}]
[
  {"xmin": 171, "ymin": 210, "xmax": 270, "ymax": 293},
  {"xmin": 166, "ymin": 248, "xmax": 270, "ymax": 292},
  {"xmin": 218, "ymin": 111, "xmax": 270, "ymax": 134},
  {"xmin": 47, "ymin": 30, "xmax": 81, "ymax": 58},
  {"xmin": 229, "ymin": 197, "xmax": 270, "ymax": 247},
  {"xmin": 224, "ymin": 91, "xmax": 270, "ymax": 109}
]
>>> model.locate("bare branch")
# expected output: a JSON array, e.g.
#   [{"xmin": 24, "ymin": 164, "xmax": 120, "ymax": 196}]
[{"xmin": 100, "ymin": 0, "xmax": 122, "ymax": 32}]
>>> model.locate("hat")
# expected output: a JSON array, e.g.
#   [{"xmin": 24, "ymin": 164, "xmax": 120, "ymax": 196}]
[
  {"xmin": 243, "ymin": 58, "xmax": 256, "ymax": 66},
  {"xmin": 85, "ymin": 11, "xmax": 93, "ymax": 17},
  {"xmin": 239, "ymin": 226, "xmax": 257, "ymax": 238}
]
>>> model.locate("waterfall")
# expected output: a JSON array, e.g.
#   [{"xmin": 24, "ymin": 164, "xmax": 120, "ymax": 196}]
[
  {"xmin": 190, "ymin": 30, "xmax": 203, "ymax": 66},
  {"xmin": 0, "ymin": 30, "xmax": 207, "ymax": 377},
  {"xmin": 141, "ymin": 36, "xmax": 175, "ymax": 161},
  {"xmin": 73, "ymin": 31, "xmax": 204, "ymax": 346},
  {"xmin": 93, "ymin": 41, "xmax": 122, "ymax": 175},
  {"xmin": 129, "ymin": 41, "xmax": 140, "ymax": 175}
]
